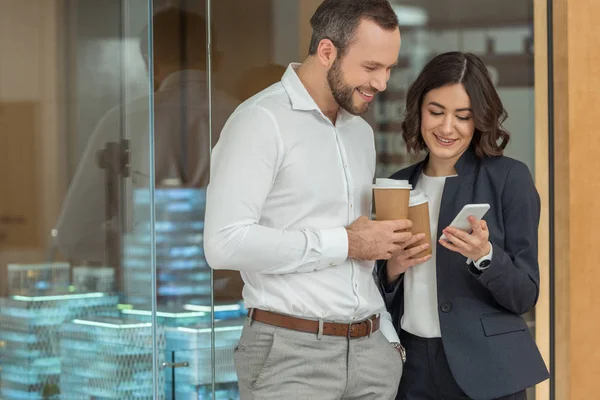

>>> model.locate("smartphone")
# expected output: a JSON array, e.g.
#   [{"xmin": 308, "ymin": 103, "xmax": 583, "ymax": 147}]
[{"xmin": 440, "ymin": 203, "xmax": 490, "ymax": 240}]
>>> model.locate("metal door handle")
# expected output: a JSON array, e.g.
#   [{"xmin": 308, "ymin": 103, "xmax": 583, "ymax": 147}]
[{"xmin": 162, "ymin": 361, "xmax": 189, "ymax": 368}]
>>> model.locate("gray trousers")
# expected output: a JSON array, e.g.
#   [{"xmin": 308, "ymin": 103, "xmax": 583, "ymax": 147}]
[{"xmin": 234, "ymin": 319, "xmax": 403, "ymax": 400}]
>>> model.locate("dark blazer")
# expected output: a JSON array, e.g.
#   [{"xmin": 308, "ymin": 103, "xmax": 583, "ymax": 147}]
[{"xmin": 378, "ymin": 149, "xmax": 549, "ymax": 400}]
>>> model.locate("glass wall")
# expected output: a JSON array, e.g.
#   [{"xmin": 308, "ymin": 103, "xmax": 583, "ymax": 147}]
[
  {"xmin": 0, "ymin": 0, "xmax": 163, "ymax": 398},
  {"xmin": 0, "ymin": 0, "xmax": 539, "ymax": 399}
]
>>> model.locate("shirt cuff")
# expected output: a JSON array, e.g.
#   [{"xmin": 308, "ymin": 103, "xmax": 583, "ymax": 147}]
[
  {"xmin": 379, "ymin": 317, "xmax": 401, "ymax": 343},
  {"xmin": 466, "ymin": 241, "xmax": 493, "ymax": 269},
  {"xmin": 319, "ymin": 227, "xmax": 349, "ymax": 267}
]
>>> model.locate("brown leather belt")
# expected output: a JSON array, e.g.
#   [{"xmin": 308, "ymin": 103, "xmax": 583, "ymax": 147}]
[{"xmin": 248, "ymin": 309, "xmax": 380, "ymax": 339}]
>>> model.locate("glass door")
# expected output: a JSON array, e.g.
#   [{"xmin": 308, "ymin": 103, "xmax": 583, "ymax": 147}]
[{"xmin": 0, "ymin": 0, "xmax": 160, "ymax": 398}]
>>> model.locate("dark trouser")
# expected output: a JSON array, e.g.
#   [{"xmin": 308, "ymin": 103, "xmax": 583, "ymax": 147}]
[{"xmin": 397, "ymin": 330, "xmax": 527, "ymax": 400}]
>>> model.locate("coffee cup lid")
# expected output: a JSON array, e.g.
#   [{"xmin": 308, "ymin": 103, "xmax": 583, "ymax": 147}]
[
  {"xmin": 409, "ymin": 190, "xmax": 429, "ymax": 206},
  {"xmin": 374, "ymin": 178, "xmax": 412, "ymax": 190}
]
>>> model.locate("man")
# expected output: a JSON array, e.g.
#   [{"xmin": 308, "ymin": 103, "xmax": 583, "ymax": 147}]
[{"xmin": 204, "ymin": 0, "xmax": 408, "ymax": 398}]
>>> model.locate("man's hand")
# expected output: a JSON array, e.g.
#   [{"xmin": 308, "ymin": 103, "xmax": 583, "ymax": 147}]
[{"xmin": 346, "ymin": 216, "xmax": 412, "ymax": 261}]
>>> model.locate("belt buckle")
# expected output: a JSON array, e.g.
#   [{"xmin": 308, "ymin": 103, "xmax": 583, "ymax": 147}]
[
  {"xmin": 347, "ymin": 318, "xmax": 373, "ymax": 339},
  {"xmin": 347, "ymin": 322, "xmax": 354, "ymax": 339}
]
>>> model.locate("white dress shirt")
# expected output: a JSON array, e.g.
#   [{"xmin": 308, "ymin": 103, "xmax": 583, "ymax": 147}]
[{"xmin": 205, "ymin": 63, "xmax": 399, "ymax": 343}]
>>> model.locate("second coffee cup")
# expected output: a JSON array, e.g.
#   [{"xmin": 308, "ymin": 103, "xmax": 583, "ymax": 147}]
[
  {"xmin": 373, "ymin": 179, "xmax": 412, "ymax": 221},
  {"xmin": 406, "ymin": 190, "xmax": 433, "ymax": 259}
]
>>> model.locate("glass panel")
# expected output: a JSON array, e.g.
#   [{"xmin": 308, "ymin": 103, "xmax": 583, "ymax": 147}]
[
  {"xmin": 168, "ymin": 317, "xmax": 243, "ymax": 399},
  {"xmin": 146, "ymin": 1, "xmax": 233, "ymax": 398},
  {"xmin": 0, "ymin": 0, "xmax": 158, "ymax": 399}
]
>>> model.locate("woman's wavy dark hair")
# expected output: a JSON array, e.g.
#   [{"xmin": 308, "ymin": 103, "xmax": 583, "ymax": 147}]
[{"xmin": 401, "ymin": 52, "xmax": 510, "ymax": 158}]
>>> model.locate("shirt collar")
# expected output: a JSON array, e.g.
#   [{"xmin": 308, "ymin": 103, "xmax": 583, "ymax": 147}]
[
  {"xmin": 281, "ymin": 63, "xmax": 357, "ymax": 126},
  {"xmin": 281, "ymin": 63, "xmax": 320, "ymax": 111}
]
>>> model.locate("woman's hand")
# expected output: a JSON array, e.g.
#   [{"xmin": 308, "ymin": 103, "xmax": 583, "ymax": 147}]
[
  {"xmin": 439, "ymin": 216, "xmax": 490, "ymax": 261},
  {"xmin": 386, "ymin": 233, "xmax": 432, "ymax": 283}
]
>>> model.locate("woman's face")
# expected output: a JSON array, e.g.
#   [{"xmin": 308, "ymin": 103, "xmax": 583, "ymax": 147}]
[{"xmin": 420, "ymin": 83, "xmax": 476, "ymax": 164}]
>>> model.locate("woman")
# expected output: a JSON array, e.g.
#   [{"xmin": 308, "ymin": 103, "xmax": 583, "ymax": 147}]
[{"xmin": 378, "ymin": 52, "xmax": 549, "ymax": 400}]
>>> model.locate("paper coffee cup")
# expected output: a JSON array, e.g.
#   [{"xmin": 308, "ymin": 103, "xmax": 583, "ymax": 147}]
[
  {"xmin": 373, "ymin": 179, "xmax": 412, "ymax": 221},
  {"xmin": 406, "ymin": 190, "xmax": 432, "ymax": 259}
]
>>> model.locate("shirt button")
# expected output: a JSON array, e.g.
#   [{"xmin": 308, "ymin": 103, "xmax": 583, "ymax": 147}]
[{"xmin": 440, "ymin": 303, "xmax": 452, "ymax": 313}]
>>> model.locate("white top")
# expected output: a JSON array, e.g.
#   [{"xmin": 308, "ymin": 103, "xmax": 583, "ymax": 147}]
[
  {"xmin": 402, "ymin": 172, "xmax": 449, "ymax": 338},
  {"xmin": 204, "ymin": 63, "xmax": 399, "ymax": 343}
]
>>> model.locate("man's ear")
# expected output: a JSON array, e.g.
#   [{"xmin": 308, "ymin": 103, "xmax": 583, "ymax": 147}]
[{"xmin": 316, "ymin": 39, "xmax": 338, "ymax": 69}]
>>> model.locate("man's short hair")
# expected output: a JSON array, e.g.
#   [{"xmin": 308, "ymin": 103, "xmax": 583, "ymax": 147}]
[{"xmin": 308, "ymin": 0, "xmax": 399, "ymax": 57}]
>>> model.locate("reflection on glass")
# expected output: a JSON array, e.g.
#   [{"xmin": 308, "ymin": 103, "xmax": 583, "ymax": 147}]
[
  {"xmin": 59, "ymin": 317, "xmax": 162, "ymax": 399},
  {"xmin": 7, "ymin": 263, "xmax": 71, "ymax": 296},
  {"xmin": 56, "ymin": 4, "xmax": 240, "ymax": 399},
  {"xmin": 0, "ymin": 0, "xmax": 161, "ymax": 398},
  {"xmin": 166, "ymin": 319, "xmax": 243, "ymax": 399},
  {"xmin": 0, "ymin": 291, "xmax": 120, "ymax": 399}
]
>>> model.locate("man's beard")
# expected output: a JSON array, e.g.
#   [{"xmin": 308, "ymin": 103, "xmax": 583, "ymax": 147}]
[{"xmin": 327, "ymin": 58, "xmax": 372, "ymax": 116}]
